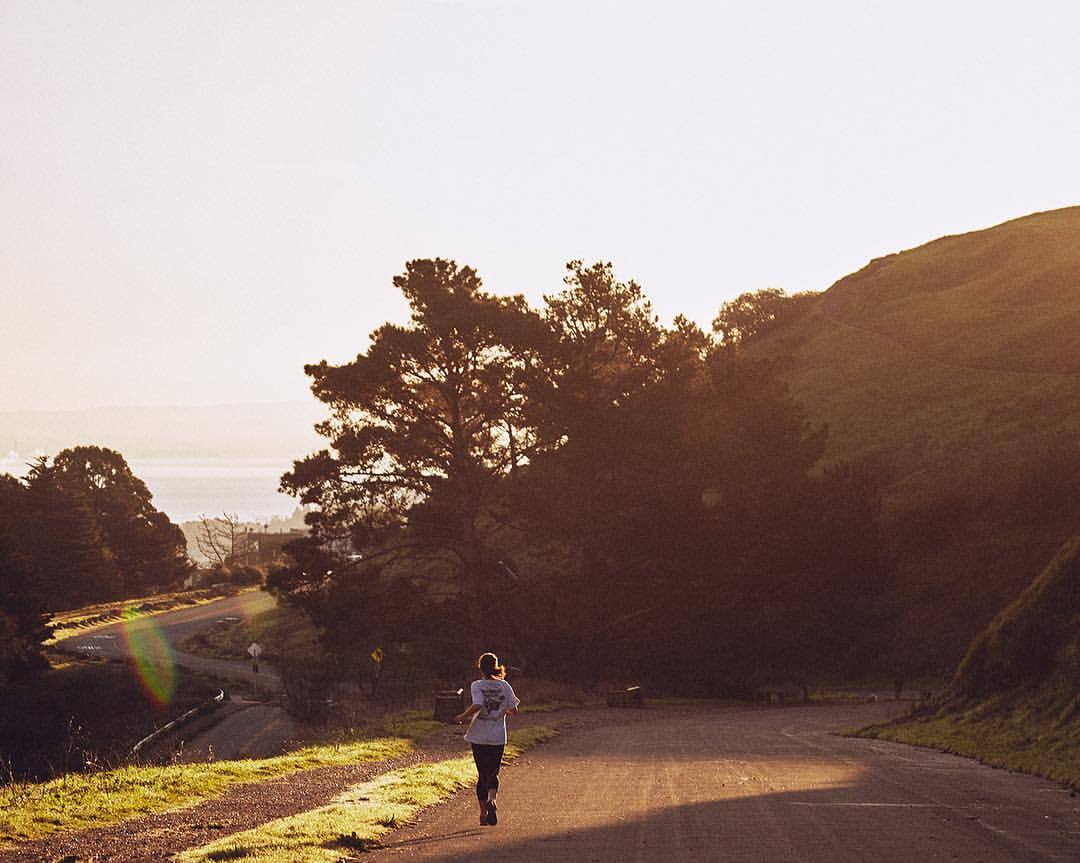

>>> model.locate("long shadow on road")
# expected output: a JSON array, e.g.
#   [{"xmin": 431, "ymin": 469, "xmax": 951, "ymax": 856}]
[{"xmin": 366, "ymin": 705, "xmax": 1080, "ymax": 863}]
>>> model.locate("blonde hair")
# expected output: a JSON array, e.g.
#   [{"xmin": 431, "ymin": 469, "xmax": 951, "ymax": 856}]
[{"xmin": 478, "ymin": 652, "xmax": 505, "ymax": 679}]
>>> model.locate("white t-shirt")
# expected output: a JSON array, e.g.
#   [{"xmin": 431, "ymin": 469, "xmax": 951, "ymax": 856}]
[{"xmin": 463, "ymin": 677, "xmax": 520, "ymax": 746}]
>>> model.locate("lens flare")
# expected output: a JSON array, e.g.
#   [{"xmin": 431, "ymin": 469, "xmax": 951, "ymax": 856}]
[{"xmin": 121, "ymin": 607, "xmax": 176, "ymax": 706}]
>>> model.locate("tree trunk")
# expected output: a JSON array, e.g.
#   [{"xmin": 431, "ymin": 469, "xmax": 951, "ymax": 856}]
[
  {"xmin": 576, "ymin": 546, "xmax": 605, "ymax": 688},
  {"xmin": 459, "ymin": 511, "xmax": 486, "ymax": 661}
]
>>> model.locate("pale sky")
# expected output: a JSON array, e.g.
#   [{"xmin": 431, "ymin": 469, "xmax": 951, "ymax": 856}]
[{"xmin": 3, "ymin": 0, "xmax": 1080, "ymax": 412}]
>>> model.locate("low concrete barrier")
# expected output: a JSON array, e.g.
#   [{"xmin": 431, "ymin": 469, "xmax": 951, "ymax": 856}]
[
  {"xmin": 606, "ymin": 685, "xmax": 643, "ymax": 708},
  {"xmin": 130, "ymin": 689, "xmax": 226, "ymax": 756}
]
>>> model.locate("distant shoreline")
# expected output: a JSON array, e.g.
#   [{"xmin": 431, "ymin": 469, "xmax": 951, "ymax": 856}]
[{"xmin": 1, "ymin": 453, "xmax": 304, "ymax": 525}]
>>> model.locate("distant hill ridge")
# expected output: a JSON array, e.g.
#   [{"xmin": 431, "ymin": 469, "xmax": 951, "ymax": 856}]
[
  {"xmin": 748, "ymin": 206, "xmax": 1080, "ymax": 671},
  {"xmin": 819, "ymin": 206, "xmax": 1080, "ymax": 375},
  {"xmin": 0, "ymin": 402, "xmax": 324, "ymax": 460}
]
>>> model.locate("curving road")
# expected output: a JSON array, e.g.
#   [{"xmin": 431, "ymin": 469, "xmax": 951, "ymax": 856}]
[
  {"xmin": 55, "ymin": 591, "xmax": 282, "ymax": 690},
  {"xmin": 369, "ymin": 702, "xmax": 1080, "ymax": 862}
]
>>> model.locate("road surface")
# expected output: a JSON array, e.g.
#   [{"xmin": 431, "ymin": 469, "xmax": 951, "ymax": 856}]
[
  {"xmin": 56, "ymin": 590, "xmax": 281, "ymax": 690},
  {"xmin": 369, "ymin": 702, "xmax": 1080, "ymax": 862},
  {"xmin": 56, "ymin": 591, "xmax": 305, "ymax": 760},
  {"xmin": 173, "ymin": 699, "xmax": 303, "ymax": 761}
]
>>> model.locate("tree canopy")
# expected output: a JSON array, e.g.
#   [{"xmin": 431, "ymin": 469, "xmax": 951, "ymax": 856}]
[
  {"xmin": 277, "ymin": 259, "xmax": 890, "ymax": 691},
  {"xmin": 712, "ymin": 287, "xmax": 818, "ymax": 347},
  {"xmin": 280, "ymin": 259, "xmax": 547, "ymax": 653},
  {"xmin": 0, "ymin": 447, "xmax": 189, "ymax": 614},
  {"xmin": 50, "ymin": 446, "xmax": 189, "ymax": 595},
  {"xmin": 0, "ymin": 525, "xmax": 49, "ymax": 687}
]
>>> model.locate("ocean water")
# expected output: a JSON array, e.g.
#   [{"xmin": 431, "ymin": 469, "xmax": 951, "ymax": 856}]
[
  {"xmin": 0, "ymin": 454, "xmax": 301, "ymax": 524},
  {"xmin": 130, "ymin": 458, "xmax": 301, "ymax": 523}
]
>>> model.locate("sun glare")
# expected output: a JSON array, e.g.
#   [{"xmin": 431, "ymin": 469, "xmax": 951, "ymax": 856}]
[{"xmin": 120, "ymin": 609, "xmax": 177, "ymax": 706}]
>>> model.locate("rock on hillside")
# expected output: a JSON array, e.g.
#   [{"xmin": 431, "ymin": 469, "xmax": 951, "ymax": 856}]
[{"xmin": 747, "ymin": 207, "xmax": 1080, "ymax": 671}]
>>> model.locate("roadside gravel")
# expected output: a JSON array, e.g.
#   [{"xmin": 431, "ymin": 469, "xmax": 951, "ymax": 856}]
[{"xmin": 0, "ymin": 707, "xmax": 650, "ymax": 863}]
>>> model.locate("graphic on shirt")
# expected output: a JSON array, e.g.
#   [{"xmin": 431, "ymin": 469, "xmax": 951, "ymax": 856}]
[
  {"xmin": 479, "ymin": 686, "xmax": 504, "ymax": 718},
  {"xmin": 465, "ymin": 680, "xmax": 518, "ymax": 745}
]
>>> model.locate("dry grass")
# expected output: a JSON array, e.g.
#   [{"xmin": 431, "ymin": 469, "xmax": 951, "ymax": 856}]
[
  {"xmin": 0, "ymin": 736, "xmax": 413, "ymax": 845},
  {"xmin": 854, "ymin": 692, "xmax": 1080, "ymax": 790},
  {"xmin": 177, "ymin": 605, "xmax": 319, "ymax": 663},
  {"xmin": 746, "ymin": 207, "xmax": 1080, "ymax": 669},
  {"xmin": 178, "ymin": 726, "xmax": 558, "ymax": 863},
  {"xmin": 48, "ymin": 586, "xmax": 253, "ymax": 643}
]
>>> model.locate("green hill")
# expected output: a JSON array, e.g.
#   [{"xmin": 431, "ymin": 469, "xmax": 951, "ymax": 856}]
[
  {"xmin": 748, "ymin": 207, "xmax": 1080, "ymax": 671},
  {"xmin": 857, "ymin": 538, "xmax": 1080, "ymax": 789},
  {"xmin": 955, "ymin": 536, "xmax": 1080, "ymax": 700}
]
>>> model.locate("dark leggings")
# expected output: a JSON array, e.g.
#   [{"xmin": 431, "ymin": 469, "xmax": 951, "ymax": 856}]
[{"xmin": 471, "ymin": 743, "xmax": 505, "ymax": 801}]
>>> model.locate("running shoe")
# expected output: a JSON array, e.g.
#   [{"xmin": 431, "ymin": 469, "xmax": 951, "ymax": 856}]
[{"xmin": 486, "ymin": 800, "xmax": 498, "ymax": 825}]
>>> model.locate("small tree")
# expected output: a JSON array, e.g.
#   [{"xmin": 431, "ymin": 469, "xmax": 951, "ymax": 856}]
[
  {"xmin": 712, "ymin": 287, "xmax": 818, "ymax": 347},
  {"xmin": 281, "ymin": 259, "xmax": 546, "ymax": 656},
  {"xmin": 194, "ymin": 513, "xmax": 243, "ymax": 568},
  {"xmin": 51, "ymin": 446, "xmax": 190, "ymax": 593}
]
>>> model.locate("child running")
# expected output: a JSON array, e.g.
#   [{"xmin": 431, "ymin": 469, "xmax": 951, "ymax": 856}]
[{"xmin": 454, "ymin": 652, "xmax": 520, "ymax": 826}]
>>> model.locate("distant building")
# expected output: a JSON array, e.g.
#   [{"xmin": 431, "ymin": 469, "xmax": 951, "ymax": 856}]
[{"xmin": 233, "ymin": 527, "xmax": 307, "ymax": 567}]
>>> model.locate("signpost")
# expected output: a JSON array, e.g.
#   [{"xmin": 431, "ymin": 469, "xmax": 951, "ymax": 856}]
[
  {"xmin": 370, "ymin": 646, "xmax": 384, "ymax": 697},
  {"xmin": 248, "ymin": 642, "xmax": 262, "ymax": 695}
]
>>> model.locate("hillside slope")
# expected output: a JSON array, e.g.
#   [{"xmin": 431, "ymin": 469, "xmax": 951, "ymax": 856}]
[
  {"xmin": 857, "ymin": 538, "xmax": 1080, "ymax": 789},
  {"xmin": 749, "ymin": 207, "xmax": 1080, "ymax": 669},
  {"xmin": 953, "ymin": 535, "xmax": 1080, "ymax": 701}
]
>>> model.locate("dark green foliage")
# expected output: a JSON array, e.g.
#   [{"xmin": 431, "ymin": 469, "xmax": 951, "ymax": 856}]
[
  {"xmin": 0, "ymin": 462, "xmax": 118, "ymax": 608},
  {"xmin": 51, "ymin": 446, "xmax": 190, "ymax": 595},
  {"xmin": 712, "ymin": 287, "xmax": 818, "ymax": 347},
  {"xmin": 211, "ymin": 564, "xmax": 264, "ymax": 587},
  {"xmin": 281, "ymin": 259, "xmax": 548, "ymax": 660},
  {"xmin": 0, "ymin": 659, "xmax": 220, "ymax": 779},
  {"xmin": 0, "ymin": 469, "xmax": 110, "ymax": 681},
  {"xmin": 506, "ymin": 265, "xmax": 887, "ymax": 688},
  {"xmin": 520, "ymin": 345, "xmax": 888, "ymax": 689},
  {"xmin": 278, "ymin": 258, "xmax": 892, "ymax": 692},
  {"xmin": 0, "ymin": 448, "xmax": 189, "ymax": 621},
  {"xmin": 0, "ymin": 527, "xmax": 50, "ymax": 686}
]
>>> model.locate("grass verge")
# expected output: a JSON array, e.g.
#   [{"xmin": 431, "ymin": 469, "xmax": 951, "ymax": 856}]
[
  {"xmin": 852, "ymin": 691, "xmax": 1080, "ymax": 790},
  {"xmin": 177, "ymin": 726, "xmax": 558, "ymax": 863},
  {"xmin": 0, "ymin": 658, "xmax": 225, "ymax": 780},
  {"xmin": 0, "ymin": 737, "xmax": 413, "ymax": 846},
  {"xmin": 48, "ymin": 586, "xmax": 253, "ymax": 643},
  {"xmin": 177, "ymin": 605, "xmax": 319, "ymax": 664},
  {"xmin": 321, "ymin": 708, "xmax": 444, "ymax": 745}
]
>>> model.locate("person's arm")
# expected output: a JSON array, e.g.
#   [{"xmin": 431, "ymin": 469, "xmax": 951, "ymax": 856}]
[
  {"xmin": 454, "ymin": 703, "xmax": 482, "ymax": 724},
  {"xmin": 505, "ymin": 682, "xmax": 521, "ymax": 715},
  {"xmin": 451, "ymin": 686, "xmax": 481, "ymax": 725}
]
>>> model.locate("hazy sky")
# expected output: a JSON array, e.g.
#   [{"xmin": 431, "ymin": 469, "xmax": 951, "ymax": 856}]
[{"xmin": 3, "ymin": 1, "xmax": 1079, "ymax": 412}]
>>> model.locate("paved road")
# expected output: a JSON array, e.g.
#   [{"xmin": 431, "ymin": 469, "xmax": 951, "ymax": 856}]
[
  {"xmin": 369, "ymin": 703, "xmax": 1080, "ymax": 862},
  {"xmin": 174, "ymin": 700, "xmax": 303, "ymax": 761},
  {"xmin": 56, "ymin": 591, "xmax": 282, "ymax": 690}
]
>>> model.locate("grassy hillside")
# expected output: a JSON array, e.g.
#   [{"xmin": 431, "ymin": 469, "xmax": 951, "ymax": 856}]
[
  {"xmin": 953, "ymin": 536, "xmax": 1080, "ymax": 699},
  {"xmin": 856, "ymin": 538, "xmax": 1080, "ymax": 789},
  {"xmin": 749, "ymin": 207, "xmax": 1080, "ymax": 670}
]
